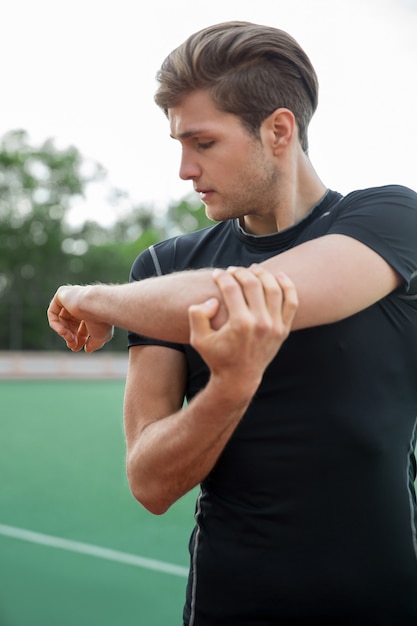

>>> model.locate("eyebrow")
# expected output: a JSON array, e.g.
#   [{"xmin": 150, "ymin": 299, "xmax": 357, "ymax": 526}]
[{"xmin": 170, "ymin": 129, "xmax": 209, "ymax": 141}]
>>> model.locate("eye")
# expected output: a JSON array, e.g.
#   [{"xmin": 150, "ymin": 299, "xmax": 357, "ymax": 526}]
[{"xmin": 197, "ymin": 141, "xmax": 214, "ymax": 150}]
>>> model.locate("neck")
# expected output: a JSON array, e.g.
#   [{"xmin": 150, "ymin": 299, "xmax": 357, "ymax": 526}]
[{"xmin": 242, "ymin": 153, "xmax": 327, "ymax": 235}]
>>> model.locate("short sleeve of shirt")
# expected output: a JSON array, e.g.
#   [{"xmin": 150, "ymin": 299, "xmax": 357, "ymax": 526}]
[
  {"xmin": 326, "ymin": 185, "xmax": 417, "ymax": 294},
  {"xmin": 127, "ymin": 243, "xmax": 185, "ymax": 351}
]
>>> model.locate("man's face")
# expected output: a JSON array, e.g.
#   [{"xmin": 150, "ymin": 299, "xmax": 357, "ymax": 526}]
[{"xmin": 168, "ymin": 90, "xmax": 280, "ymax": 231}]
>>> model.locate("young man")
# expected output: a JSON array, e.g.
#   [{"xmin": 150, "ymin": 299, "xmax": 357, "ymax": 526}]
[{"xmin": 48, "ymin": 22, "xmax": 417, "ymax": 625}]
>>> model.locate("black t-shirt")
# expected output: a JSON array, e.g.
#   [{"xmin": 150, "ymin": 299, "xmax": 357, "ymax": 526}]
[{"xmin": 128, "ymin": 186, "xmax": 417, "ymax": 625}]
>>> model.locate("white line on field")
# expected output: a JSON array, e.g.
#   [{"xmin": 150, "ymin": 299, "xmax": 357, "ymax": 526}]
[{"xmin": 0, "ymin": 523, "xmax": 188, "ymax": 578}]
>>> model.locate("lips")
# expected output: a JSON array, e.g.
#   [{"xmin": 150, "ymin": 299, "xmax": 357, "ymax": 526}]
[
  {"xmin": 201, "ymin": 191, "xmax": 214, "ymax": 202},
  {"xmin": 195, "ymin": 188, "xmax": 214, "ymax": 201}
]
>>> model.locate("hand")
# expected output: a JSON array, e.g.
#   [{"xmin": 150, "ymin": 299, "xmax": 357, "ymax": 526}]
[
  {"xmin": 47, "ymin": 285, "xmax": 114, "ymax": 353},
  {"xmin": 188, "ymin": 265, "xmax": 298, "ymax": 398}
]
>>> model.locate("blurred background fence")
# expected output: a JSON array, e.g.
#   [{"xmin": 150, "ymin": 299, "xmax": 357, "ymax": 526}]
[{"xmin": 0, "ymin": 350, "xmax": 128, "ymax": 379}]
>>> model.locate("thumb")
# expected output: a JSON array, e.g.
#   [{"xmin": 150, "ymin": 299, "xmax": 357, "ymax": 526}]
[
  {"xmin": 188, "ymin": 298, "xmax": 220, "ymax": 340},
  {"xmin": 84, "ymin": 336, "xmax": 105, "ymax": 353}
]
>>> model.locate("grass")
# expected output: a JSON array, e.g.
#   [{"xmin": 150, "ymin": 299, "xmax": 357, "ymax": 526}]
[{"xmin": 0, "ymin": 380, "xmax": 196, "ymax": 626}]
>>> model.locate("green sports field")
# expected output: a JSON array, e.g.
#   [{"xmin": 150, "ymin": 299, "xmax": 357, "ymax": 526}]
[{"xmin": 0, "ymin": 380, "xmax": 197, "ymax": 626}]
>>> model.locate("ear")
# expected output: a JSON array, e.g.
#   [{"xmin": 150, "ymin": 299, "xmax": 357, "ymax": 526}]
[{"xmin": 261, "ymin": 108, "xmax": 296, "ymax": 155}]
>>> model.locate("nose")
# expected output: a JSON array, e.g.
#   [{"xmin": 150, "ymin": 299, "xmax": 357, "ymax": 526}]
[{"xmin": 179, "ymin": 147, "xmax": 202, "ymax": 181}]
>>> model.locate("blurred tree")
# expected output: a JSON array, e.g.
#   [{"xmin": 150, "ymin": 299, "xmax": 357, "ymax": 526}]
[
  {"xmin": 0, "ymin": 129, "xmax": 104, "ymax": 350},
  {"xmin": 0, "ymin": 130, "xmax": 215, "ymax": 352},
  {"xmin": 0, "ymin": 130, "xmax": 161, "ymax": 351},
  {"xmin": 165, "ymin": 193, "xmax": 214, "ymax": 235}
]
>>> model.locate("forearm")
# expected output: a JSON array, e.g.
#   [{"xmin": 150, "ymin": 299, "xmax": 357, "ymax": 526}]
[
  {"xmin": 126, "ymin": 375, "xmax": 253, "ymax": 515},
  {"xmin": 50, "ymin": 233, "xmax": 402, "ymax": 352},
  {"xmin": 80, "ymin": 270, "xmax": 221, "ymax": 343}
]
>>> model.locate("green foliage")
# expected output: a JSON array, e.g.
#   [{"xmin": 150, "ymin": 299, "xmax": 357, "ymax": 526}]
[
  {"xmin": 166, "ymin": 194, "xmax": 215, "ymax": 235},
  {"xmin": 0, "ymin": 130, "xmax": 213, "ymax": 352},
  {"xmin": 0, "ymin": 130, "xmax": 160, "ymax": 351},
  {"xmin": 0, "ymin": 130, "xmax": 94, "ymax": 350}
]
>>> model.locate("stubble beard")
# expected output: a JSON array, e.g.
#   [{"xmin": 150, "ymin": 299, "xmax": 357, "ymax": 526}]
[{"xmin": 205, "ymin": 150, "xmax": 279, "ymax": 224}]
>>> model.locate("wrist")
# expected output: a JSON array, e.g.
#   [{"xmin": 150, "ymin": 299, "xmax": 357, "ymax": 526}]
[
  {"xmin": 76, "ymin": 284, "xmax": 97, "ymax": 318},
  {"xmin": 207, "ymin": 372, "xmax": 259, "ymax": 412},
  {"xmin": 76, "ymin": 284, "xmax": 109, "ymax": 321}
]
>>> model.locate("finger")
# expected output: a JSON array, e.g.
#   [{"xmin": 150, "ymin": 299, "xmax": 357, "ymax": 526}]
[
  {"xmin": 56, "ymin": 319, "xmax": 83, "ymax": 352},
  {"xmin": 47, "ymin": 295, "xmax": 63, "ymax": 323},
  {"xmin": 47, "ymin": 289, "xmax": 73, "ymax": 325},
  {"xmin": 84, "ymin": 324, "xmax": 114, "ymax": 352},
  {"xmin": 245, "ymin": 264, "xmax": 284, "ymax": 320},
  {"xmin": 47, "ymin": 300, "xmax": 72, "ymax": 337},
  {"xmin": 56, "ymin": 313, "xmax": 82, "ymax": 350},
  {"xmin": 276, "ymin": 272, "xmax": 299, "ymax": 329},
  {"xmin": 224, "ymin": 266, "xmax": 270, "ymax": 315},
  {"xmin": 77, "ymin": 320, "xmax": 89, "ymax": 347},
  {"xmin": 189, "ymin": 298, "xmax": 219, "ymax": 329},
  {"xmin": 248, "ymin": 265, "xmax": 298, "ymax": 331},
  {"xmin": 212, "ymin": 269, "xmax": 251, "ymax": 320},
  {"xmin": 79, "ymin": 321, "xmax": 95, "ymax": 353},
  {"xmin": 50, "ymin": 316, "xmax": 78, "ymax": 345},
  {"xmin": 247, "ymin": 264, "xmax": 283, "ymax": 315},
  {"xmin": 84, "ymin": 336, "xmax": 104, "ymax": 353},
  {"xmin": 49, "ymin": 317, "xmax": 76, "ymax": 342},
  {"xmin": 188, "ymin": 298, "xmax": 219, "ymax": 347},
  {"xmin": 48, "ymin": 294, "xmax": 84, "ymax": 346},
  {"xmin": 66, "ymin": 333, "xmax": 84, "ymax": 352}
]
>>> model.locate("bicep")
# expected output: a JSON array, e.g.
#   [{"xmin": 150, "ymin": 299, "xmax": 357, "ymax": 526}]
[
  {"xmin": 261, "ymin": 234, "xmax": 402, "ymax": 329},
  {"xmin": 124, "ymin": 345, "xmax": 187, "ymax": 449}
]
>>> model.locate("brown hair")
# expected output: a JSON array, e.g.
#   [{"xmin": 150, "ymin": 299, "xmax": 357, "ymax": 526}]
[{"xmin": 154, "ymin": 21, "xmax": 319, "ymax": 152}]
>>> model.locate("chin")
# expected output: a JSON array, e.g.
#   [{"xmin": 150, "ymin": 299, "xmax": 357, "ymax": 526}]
[
  {"xmin": 206, "ymin": 211, "xmax": 226, "ymax": 223},
  {"xmin": 206, "ymin": 205, "xmax": 238, "ymax": 223},
  {"xmin": 204, "ymin": 206, "xmax": 220, "ymax": 222}
]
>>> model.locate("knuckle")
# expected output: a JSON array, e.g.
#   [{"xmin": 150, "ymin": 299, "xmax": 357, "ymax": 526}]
[
  {"xmin": 222, "ymin": 279, "xmax": 238, "ymax": 294},
  {"xmin": 189, "ymin": 333, "xmax": 202, "ymax": 351},
  {"xmin": 237, "ymin": 317, "xmax": 252, "ymax": 333},
  {"xmin": 287, "ymin": 296, "xmax": 299, "ymax": 312},
  {"xmin": 253, "ymin": 316, "xmax": 273, "ymax": 337},
  {"xmin": 235, "ymin": 268, "xmax": 257, "ymax": 285}
]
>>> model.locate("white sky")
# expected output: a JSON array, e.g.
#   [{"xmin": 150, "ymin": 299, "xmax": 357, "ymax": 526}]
[{"xmin": 1, "ymin": 0, "xmax": 417, "ymax": 226}]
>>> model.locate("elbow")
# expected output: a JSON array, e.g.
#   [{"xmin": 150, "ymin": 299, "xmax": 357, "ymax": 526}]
[
  {"xmin": 127, "ymin": 463, "xmax": 173, "ymax": 516},
  {"xmin": 132, "ymin": 489, "xmax": 172, "ymax": 516}
]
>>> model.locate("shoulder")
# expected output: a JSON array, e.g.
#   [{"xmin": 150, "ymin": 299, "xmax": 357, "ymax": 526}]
[
  {"xmin": 130, "ymin": 221, "xmax": 232, "ymax": 280},
  {"xmin": 152, "ymin": 221, "xmax": 234, "ymax": 269},
  {"xmin": 326, "ymin": 184, "xmax": 417, "ymax": 293},
  {"xmin": 340, "ymin": 184, "xmax": 417, "ymax": 209},
  {"xmin": 327, "ymin": 184, "xmax": 417, "ymax": 231}
]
